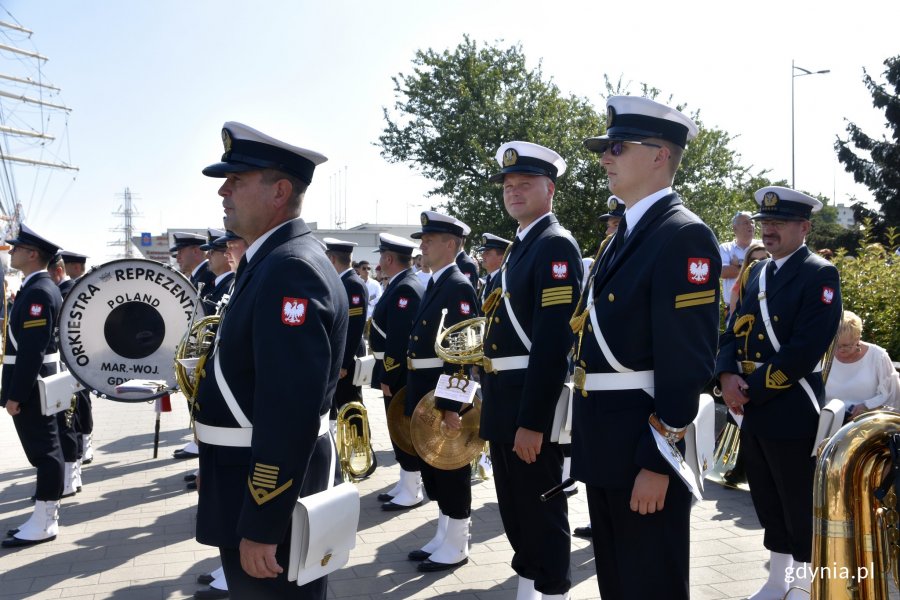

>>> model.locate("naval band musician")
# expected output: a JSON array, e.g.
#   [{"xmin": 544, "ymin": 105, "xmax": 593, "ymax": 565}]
[
  {"xmin": 369, "ymin": 233, "xmax": 426, "ymax": 509},
  {"xmin": 404, "ymin": 211, "xmax": 480, "ymax": 572},
  {"xmin": 199, "ymin": 228, "xmax": 234, "ymax": 316},
  {"xmin": 476, "ymin": 233, "xmax": 511, "ymax": 305},
  {"xmin": 572, "ymin": 96, "xmax": 721, "ymax": 600},
  {"xmin": 194, "ymin": 121, "xmax": 346, "ymax": 600},
  {"xmin": 1, "ymin": 225, "xmax": 65, "ymax": 548},
  {"xmin": 716, "ymin": 187, "xmax": 842, "ymax": 599},
  {"xmin": 480, "ymin": 141, "xmax": 583, "ymax": 600}
]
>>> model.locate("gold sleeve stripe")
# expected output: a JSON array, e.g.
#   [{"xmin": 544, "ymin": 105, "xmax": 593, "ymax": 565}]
[
  {"xmin": 251, "ymin": 474, "xmax": 278, "ymax": 484},
  {"xmin": 542, "ymin": 286, "xmax": 573, "ymax": 297},
  {"xmin": 542, "ymin": 291, "xmax": 573, "ymax": 300},
  {"xmin": 383, "ymin": 357, "xmax": 400, "ymax": 372},
  {"xmin": 542, "ymin": 298, "xmax": 572, "ymax": 308},
  {"xmin": 675, "ymin": 289, "xmax": 716, "ymax": 303},
  {"xmin": 675, "ymin": 296, "xmax": 717, "ymax": 309},
  {"xmin": 249, "ymin": 478, "xmax": 293, "ymax": 506},
  {"xmin": 254, "ymin": 464, "xmax": 279, "ymax": 474},
  {"xmin": 23, "ymin": 318, "xmax": 48, "ymax": 329},
  {"xmin": 348, "ymin": 307, "xmax": 365, "ymax": 316}
]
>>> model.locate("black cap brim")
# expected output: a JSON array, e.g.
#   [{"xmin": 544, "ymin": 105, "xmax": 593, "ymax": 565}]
[
  {"xmin": 202, "ymin": 161, "xmax": 259, "ymax": 178},
  {"xmin": 584, "ymin": 133, "xmax": 650, "ymax": 153}
]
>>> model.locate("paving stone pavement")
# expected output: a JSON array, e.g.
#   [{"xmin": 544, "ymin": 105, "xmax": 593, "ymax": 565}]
[{"xmin": 0, "ymin": 388, "xmax": 778, "ymax": 599}]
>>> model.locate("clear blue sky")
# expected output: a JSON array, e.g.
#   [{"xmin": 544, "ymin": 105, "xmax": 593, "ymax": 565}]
[{"xmin": 1, "ymin": 0, "xmax": 897, "ymax": 265}]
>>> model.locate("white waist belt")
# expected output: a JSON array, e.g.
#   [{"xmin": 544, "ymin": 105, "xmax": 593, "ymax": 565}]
[
  {"xmin": 3, "ymin": 352, "xmax": 60, "ymax": 366},
  {"xmin": 735, "ymin": 360, "xmax": 823, "ymax": 374},
  {"xmin": 373, "ymin": 351, "xmax": 385, "ymax": 360},
  {"xmin": 580, "ymin": 369, "xmax": 654, "ymax": 391},
  {"xmin": 409, "ymin": 358, "xmax": 443, "ymax": 370},
  {"xmin": 196, "ymin": 414, "xmax": 330, "ymax": 448},
  {"xmin": 483, "ymin": 355, "xmax": 529, "ymax": 373}
]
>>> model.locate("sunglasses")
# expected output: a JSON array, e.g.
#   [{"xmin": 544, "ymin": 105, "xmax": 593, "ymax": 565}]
[{"xmin": 596, "ymin": 140, "xmax": 662, "ymax": 156}]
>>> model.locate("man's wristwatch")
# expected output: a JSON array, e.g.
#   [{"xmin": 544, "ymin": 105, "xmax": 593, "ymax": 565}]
[{"xmin": 649, "ymin": 413, "xmax": 687, "ymax": 444}]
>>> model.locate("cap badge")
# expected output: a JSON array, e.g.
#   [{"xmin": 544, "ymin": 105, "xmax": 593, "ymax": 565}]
[
  {"xmin": 481, "ymin": 235, "xmax": 487, "ymax": 246},
  {"xmin": 607, "ymin": 105, "xmax": 616, "ymax": 128},
  {"xmin": 763, "ymin": 191, "xmax": 779, "ymax": 208},
  {"xmin": 607, "ymin": 197, "xmax": 618, "ymax": 211},
  {"xmin": 420, "ymin": 213, "xmax": 428, "ymax": 227},
  {"xmin": 502, "ymin": 148, "xmax": 518, "ymax": 167},
  {"xmin": 222, "ymin": 128, "xmax": 233, "ymax": 152}
]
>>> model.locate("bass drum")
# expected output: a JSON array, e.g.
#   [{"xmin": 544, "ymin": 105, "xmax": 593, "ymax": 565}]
[{"xmin": 58, "ymin": 258, "xmax": 199, "ymax": 402}]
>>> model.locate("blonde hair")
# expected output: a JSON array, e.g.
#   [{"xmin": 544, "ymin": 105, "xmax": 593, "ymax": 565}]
[{"xmin": 838, "ymin": 310, "xmax": 863, "ymax": 341}]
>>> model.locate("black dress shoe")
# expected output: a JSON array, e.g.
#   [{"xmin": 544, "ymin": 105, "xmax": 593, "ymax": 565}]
[
  {"xmin": 185, "ymin": 473, "xmax": 198, "ymax": 482},
  {"xmin": 573, "ymin": 525, "xmax": 592, "ymax": 539},
  {"xmin": 194, "ymin": 587, "xmax": 229, "ymax": 599},
  {"xmin": 6, "ymin": 528, "xmax": 18, "ymax": 537},
  {"xmin": 82, "ymin": 457, "xmax": 93, "ymax": 465},
  {"xmin": 417, "ymin": 557, "xmax": 468, "ymax": 572},
  {"xmin": 381, "ymin": 500, "xmax": 421, "ymax": 512},
  {"xmin": 196, "ymin": 573, "xmax": 214, "ymax": 585},
  {"xmin": 2, "ymin": 534, "xmax": 56, "ymax": 548},
  {"xmin": 408, "ymin": 549, "xmax": 430, "ymax": 561},
  {"xmin": 376, "ymin": 492, "xmax": 394, "ymax": 502},
  {"xmin": 173, "ymin": 450, "xmax": 199, "ymax": 460},
  {"xmin": 186, "ymin": 481, "xmax": 197, "ymax": 490}
]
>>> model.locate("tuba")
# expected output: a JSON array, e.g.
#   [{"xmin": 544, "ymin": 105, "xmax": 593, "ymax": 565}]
[
  {"xmin": 336, "ymin": 401, "xmax": 374, "ymax": 482},
  {"xmin": 811, "ymin": 410, "xmax": 900, "ymax": 599}
]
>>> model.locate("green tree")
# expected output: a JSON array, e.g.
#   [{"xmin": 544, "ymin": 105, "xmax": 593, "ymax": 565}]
[
  {"xmin": 835, "ymin": 55, "xmax": 900, "ymax": 240},
  {"xmin": 379, "ymin": 38, "xmax": 771, "ymax": 252}
]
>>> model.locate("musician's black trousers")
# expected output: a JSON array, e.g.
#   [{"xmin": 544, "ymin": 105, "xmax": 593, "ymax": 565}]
[
  {"xmin": 586, "ymin": 481, "xmax": 691, "ymax": 600},
  {"xmin": 420, "ymin": 461, "xmax": 470, "ymax": 519},
  {"xmin": 56, "ymin": 411, "xmax": 79, "ymax": 462},
  {"xmin": 76, "ymin": 390, "xmax": 93, "ymax": 435},
  {"xmin": 220, "ymin": 541, "xmax": 326, "ymax": 600},
  {"xmin": 490, "ymin": 442, "xmax": 570, "ymax": 595},
  {"xmin": 12, "ymin": 400, "xmax": 64, "ymax": 501},
  {"xmin": 741, "ymin": 431, "xmax": 815, "ymax": 562}
]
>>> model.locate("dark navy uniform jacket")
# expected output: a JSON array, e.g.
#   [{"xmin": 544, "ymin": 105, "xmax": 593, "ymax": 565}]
[
  {"xmin": 200, "ymin": 272, "xmax": 235, "ymax": 316},
  {"xmin": 456, "ymin": 251, "xmax": 479, "ymax": 290},
  {"xmin": 369, "ymin": 268, "xmax": 424, "ymax": 394},
  {"xmin": 191, "ymin": 260, "xmax": 217, "ymax": 298},
  {"xmin": 715, "ymin": 246, "xmax": 841, "ymax": 440},
  {"xmin": 480, "ymin": 214, "xmax": 583, "ymax": 443},
  {"xmin": 1, "ymin": 272, "xmax": 62, "ymax": 407},
  {"xmin": 405, "ymin": 264, "xmax": 480, "ymax": 415},
  {"xmin": 194, "ymin": 219, "xmax": 347, "ymax": 549},
  {"xmin": 340, "ymin": 269, "xmax": 369, "ymax": 371},
  {"xmin": 58, "ymin": 278, "xmax": 76, "ymax": 299},
  {"xmin": 571, "ymin": 194, "xmax": 721, "ymax": 489}
]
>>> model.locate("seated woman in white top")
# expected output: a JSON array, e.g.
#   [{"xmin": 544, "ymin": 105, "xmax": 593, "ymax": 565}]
[{"xmin": 825, "ymin": 310, "xmax": 900, "ymax": 419}]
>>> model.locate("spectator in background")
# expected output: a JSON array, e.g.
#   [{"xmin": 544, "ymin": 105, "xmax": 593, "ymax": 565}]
[
  {"xmin": 727, "ymin": 243, "xmax": 769, "ymax": 318},
  {"xmin": 719, "ymin": 211, "xmax": 759, "ymax": 319},
  {"xmin": 826, "ymin": 310, "xmax": 900, "ymax": 420},
  {"xmin": 357, "ymin": 260, "xmax": 382, "ymax": 318}
]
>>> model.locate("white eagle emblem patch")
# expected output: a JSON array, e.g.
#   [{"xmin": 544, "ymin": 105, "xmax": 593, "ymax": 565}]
[
  {"xmin": 29, "ymin": 304, "xmax": 43, "ymax": 317},
  {"xmin": 688, "ymin": 258, "xmax": 710, "ymax": 284},
  {"xmin": 351, "ymin": 294, "xmax": 361, "ymax": 305},
  {"xmin": 398, "ymin": 297, "xmax": 409, "ymax": 309},
  {"xmin": 551, "ymin": 262, "xmax": 568, "ymax": 280},
  {"xmin": 282, "ymin": 297, "xmax": 307, "ymax": 326},
  {"xmin": 821, "ymin": 287, "xmax": 834, "ymax": 304},
  {"xmin": 460, "ymin": 301, "xmax": 471, "ymax": 315}
]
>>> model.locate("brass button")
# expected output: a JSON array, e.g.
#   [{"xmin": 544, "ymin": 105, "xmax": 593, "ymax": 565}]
[
  {"xmin": 491, "ymin": 344, "xmax": 497, "ymax": 350},
  {"xmin": 773, "ymin": 315, "xmax": 779, "ymax": 322},
  {"xmin": 588, "ymin": 324, "xmax": 593, "ymax": 332},
  {"xmin": 579, "ymin": 360, "xmax": 586, "ymax": 367},
  {"xmin": 608, "ymin": 293, "xmax": 615, "ymax": 302},
  {"xmin": 755, "ymin": 352, "xmax": 761, "ymax": 359},
  {"xmin": 758, "ymin": 334, "xmax": 764, "ymax": 340},
  {"xmin": 413, "ymin": 336, "xmax": 419, "ymax": 341},
  {"xmin": 737, "ymin": 349, "xmax": 743, "ymax": 355},
  {"xmin": 411, "ymin": 352, "xmax": 417, "ymax": 358},
  {"xmin": 422, "ymin": 320, "xmax": 427, "ymax": 325},
  {"xmin": 505, "ymin": 292, "xmax": 511, "ymax": 299},
  {"xmin": 494, "ymin": 317, "xmax": 500, "ymax": 323}
]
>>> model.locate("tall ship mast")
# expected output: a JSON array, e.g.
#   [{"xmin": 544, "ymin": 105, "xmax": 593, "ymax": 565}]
[{"xmin": 0, "ymin": 11, "xmax": 78, "ymax": 289}]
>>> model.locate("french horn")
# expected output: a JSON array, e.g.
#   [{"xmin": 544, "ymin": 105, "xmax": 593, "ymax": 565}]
[{"xmin": 336, "ymin": 400, "xmax": 374, "ymax": 482}]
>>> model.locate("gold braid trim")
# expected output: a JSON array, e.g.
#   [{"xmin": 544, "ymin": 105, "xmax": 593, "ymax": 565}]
[{"xmin": 569, "ymin": 235, "xmax": 611, "ymax": 335}]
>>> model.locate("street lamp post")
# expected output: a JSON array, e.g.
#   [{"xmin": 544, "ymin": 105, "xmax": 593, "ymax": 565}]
[{"xmin": 792, "ymin": 60, "xmax": 830, "ymax": 189}]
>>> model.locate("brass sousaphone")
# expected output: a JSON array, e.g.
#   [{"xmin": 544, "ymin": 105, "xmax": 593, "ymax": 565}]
[{"xmin": 410, "ymin": 309, "xmax": 486, "ymax": 470}]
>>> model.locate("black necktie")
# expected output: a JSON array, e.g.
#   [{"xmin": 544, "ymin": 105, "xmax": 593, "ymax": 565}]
[
  {"xmin": 235, "ymin": 256, "xmax": 248, "ymax": 283},
  {"xmin": 611, "ymin": 216, "xmax": 628, "ymax": 259},
  {"xmin": 484, "ymin": 274, "xmax": 492, "ymax": 291},
  {"xmin": 425, "ymin": 278, "xmax": 434, "ymax": 297},
  {"xmin": 766, "ymin": 260, "xmax": 777, "ymax": 280}
]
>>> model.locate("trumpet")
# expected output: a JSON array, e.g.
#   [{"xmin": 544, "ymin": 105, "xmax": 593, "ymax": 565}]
[{"xmin": 336, "ymin": 401, "xmax": 374, "ymax": 482}]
